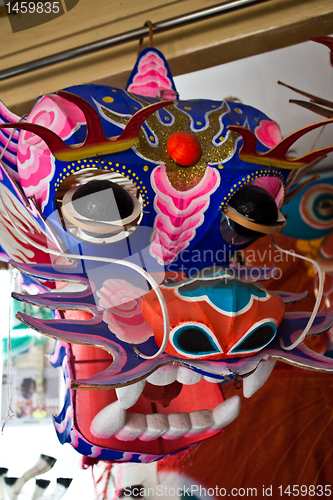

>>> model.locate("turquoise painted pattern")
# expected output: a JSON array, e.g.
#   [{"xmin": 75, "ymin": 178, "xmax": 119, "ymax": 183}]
[{"xmin": 177, "ymin": 278, "xmax": 268, "ymax": 315}]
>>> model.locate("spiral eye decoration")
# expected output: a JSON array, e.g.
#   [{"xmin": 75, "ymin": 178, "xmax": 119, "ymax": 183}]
[
  {"xmin": 167, "ymin": 131, "xmax": 202, "ymax": 167},
  {"xmin": 300, "ymin": 183, "xmax": 333, "ymax": 230}
]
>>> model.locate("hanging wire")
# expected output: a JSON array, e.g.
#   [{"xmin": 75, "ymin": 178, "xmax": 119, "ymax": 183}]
[
  {"xmin": 1, "ymin": 266, "xmax": 15, "ymax": 433},
  {"xmin": 310, "ymin": 124, "xmax": 326, "ymax": 152},
  {"xmin": 0, "ymin": 129, "xmax": 17, "ymax": 162},
  {"xmin": 0, "ymin": 114, "xmax": 27, "ymax": 163},
  {"xmin": 271, "ymin": 236, "xmax": 325, "ymax": 351},
  {"xmin": 137, "ymin": 21, "xmax": 154, "ymax": 55}
]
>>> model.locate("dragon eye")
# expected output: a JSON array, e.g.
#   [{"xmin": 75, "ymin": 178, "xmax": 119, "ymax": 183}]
[
  {"xmin": 221, "ymin": 180, "xmax": 286, "ymax": 244},
  {"xmin": 172, "ymin": 323, "xmax": 222, "ymax": 358},
  {"xmin": 72, "ymin": 180, "xmax": 134, "ymax": 221},
  {"xmin": 227, "ymin": 185, "xmax": 278, "ymax": 239},
  {"xmin": 57, "ymin": 169, "xmax": 142, "ymax": 243},
  {"xmin": 229, "ymin": 321, "xmax": 277, "ymax": 355}
]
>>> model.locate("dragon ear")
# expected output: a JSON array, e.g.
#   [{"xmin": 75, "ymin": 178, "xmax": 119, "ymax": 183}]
[
  {"xmin": 0, "ymin": 91, "xmax": 173, "ymax": 162},
  {"xmin": 227, "ymin": 118, "xmax": 333, "ymax": 171}
]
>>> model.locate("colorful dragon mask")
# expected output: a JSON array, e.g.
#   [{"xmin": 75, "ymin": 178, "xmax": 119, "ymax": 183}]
[{"xmin": 1, "ymin": 46, "xmax": 333, "ymax": 463}]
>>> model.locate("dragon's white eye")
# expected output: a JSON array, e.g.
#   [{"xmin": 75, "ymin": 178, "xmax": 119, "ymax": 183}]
[
  {"xmin": 55, "ymin": 169, "xmax": 142, "ymax": 244},
  {"xmin": 71, "ymin": 179, "xmax": 135, "ymax": 222}
]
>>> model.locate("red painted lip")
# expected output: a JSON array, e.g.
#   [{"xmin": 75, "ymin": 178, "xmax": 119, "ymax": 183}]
[
  {"xmin": 71, "ymin": 344, "xmax": 226, "ymax": 456},
  {"xmin": 75, "ymin": 380, "xmax": 225, "ymax": 456}
]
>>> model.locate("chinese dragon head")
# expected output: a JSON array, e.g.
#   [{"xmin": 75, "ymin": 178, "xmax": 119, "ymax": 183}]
[{"xmin": 1, "ymin": 46, "xmax": 333, "ymax": 463}]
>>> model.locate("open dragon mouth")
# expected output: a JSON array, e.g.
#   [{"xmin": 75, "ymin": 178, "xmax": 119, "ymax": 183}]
[
  {"xmin": 52, "ymin": 300, "xmax": 333, "ymax": 463},
  {"xmin": 13, "ymin": 259, "xmax": 333, "ymax": 462},
  {"xmin": 69, "ymin": 345, "xmax": 241, "ymax": 456},
  {"xmin": 91, "ymin": 369, "xmax": 240, "ymax": 445}
]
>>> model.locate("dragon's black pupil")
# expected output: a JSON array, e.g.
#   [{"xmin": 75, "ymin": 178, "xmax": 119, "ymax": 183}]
[
  {"xmin": 176, "ymin": 327, "xmax": 217, "ymax": 354},
  {"xmin": 229, "ymin": 185, "xmax": 278, "ymax": 238},
  {"xmin": 72, "ymin": 179, "xmax": 134, "ymax": 221},
  {"xmin": 233, "ymin": 325, "xmax": 275, "ymax": 352}
]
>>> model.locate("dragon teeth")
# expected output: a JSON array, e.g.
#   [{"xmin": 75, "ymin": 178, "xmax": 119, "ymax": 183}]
[
  {"xmin": 146, "ymin": 366, "xmax": 178, "ymax": 386},
  {"xmin": 114, "ymin": 366, "xmax": 225, "ymax": 412},
  {"xmin": 92, "ymin": 367, "xmax": 242, "ymax": 441},
  {"xmin": 140, "ymin": 414, "xmax": 169, "ymax": 441},
  {"xmin": 116, "ymin": 380, "xmax": 146, "ymax": 410},
  {"xmin": 146, "ymin": 365, "xmax": 225, "ymax": 386},
  {"xmin": 115, "ymin": 413, "xmax": 146, "ymax": 441},
  {"xmin": 177, "ymin": 367, "xmax": 203, "ymax": 385},
  {"xmin": 163, "ymin": 413, "xmax": 191, "ymax": 440},
  {"xmin": 186, "ymin": 409, "xmax": 214, "ymax": 436},
  {"xmin": 94, "ymin": 395, "xmax": 241, "ymax": 442},
  {"xmin": 210, "ymin": 395, "xmax": 241, "ymax": 430},
  {"xmin": 90, "ymin": 400, "xmax": 126, "ymax": 438},
  {"xmin": 243, "ymin": 360, "xmax": 276, "ymax": 398},
  {"xmin": 203, "ymin": 375, "xmax": 224, "ymax": 383}
]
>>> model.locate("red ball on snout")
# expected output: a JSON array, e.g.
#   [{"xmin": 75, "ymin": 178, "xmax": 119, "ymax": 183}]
[{"xmin": 167, "ymin": 131, "xmax": 202, "ymax": 167}]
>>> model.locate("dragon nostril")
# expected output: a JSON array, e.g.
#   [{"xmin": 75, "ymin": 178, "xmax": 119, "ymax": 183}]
[
  {"xmin": 228, "ymin": 185, "xmax": 278, "ymax": 238},
  {"xmin": 231, "ymin": 323, "xmax": 277, "ymax": 353},
  {"xmin": 167, "ymin": 131, "xmax": 202, "ymax": 167},
  {"xmin": 72, "ymin": 179, "xmax": 134, "ymax": 221}
]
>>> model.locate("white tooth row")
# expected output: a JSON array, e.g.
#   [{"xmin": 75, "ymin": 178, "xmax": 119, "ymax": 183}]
[
  {"xmin": 115, "ymin": 366, "xmax": 224, "ymax": 411},
  {"xmin": 110, "ymin": 360, "xmax": 276, "ymax": 413},
  {"xmin": 148, "ymin": 365, "xmax": 224, "ymax": 386},
  {"xmin": 90, "ymin": 360, "xmax": 276, "ymax": 442},
  {"xmin": 90, "ymin": 395, "xmax": 241, "ymax": 442}
]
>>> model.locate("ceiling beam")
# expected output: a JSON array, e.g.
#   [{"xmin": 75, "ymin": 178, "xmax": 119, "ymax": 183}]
[{"xmin": 0, "ymin": 0, "xmax": 332, "ymax": 115}]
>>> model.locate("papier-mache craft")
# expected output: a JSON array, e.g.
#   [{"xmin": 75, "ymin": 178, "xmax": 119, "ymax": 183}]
[{"xmin": 0, "ymin": 39, "xmax": 333, "ymax": 463}]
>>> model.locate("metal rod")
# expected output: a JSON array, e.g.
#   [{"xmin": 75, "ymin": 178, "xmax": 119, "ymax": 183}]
[{"xmin": 0, "ymin": 0, "xmax": 269, "ymax": 81}]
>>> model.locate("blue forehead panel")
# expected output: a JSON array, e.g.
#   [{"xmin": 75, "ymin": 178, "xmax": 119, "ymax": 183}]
[{"xmin": 34, "ymin": 84, "xmax": 288, "ymax": 273}]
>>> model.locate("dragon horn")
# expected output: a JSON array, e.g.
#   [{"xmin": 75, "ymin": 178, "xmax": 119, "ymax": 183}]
[
  {"xmin": 289, "ymin": 100, "xmax": 333, "ymax": 119},
  {"xmin": 311, "ymin": 36, "xmax": 333, "ymax": 66},
  {"xmin": 227, "ymin": 118, "xmax": 333, "ymax": 170},
  {"xmin": 278, "ymin": 80, "xmax": 333, "ymax": 110},
  {"xmin": 0, "ymin": 91, "xmax": 173, "ymax": 162}
]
